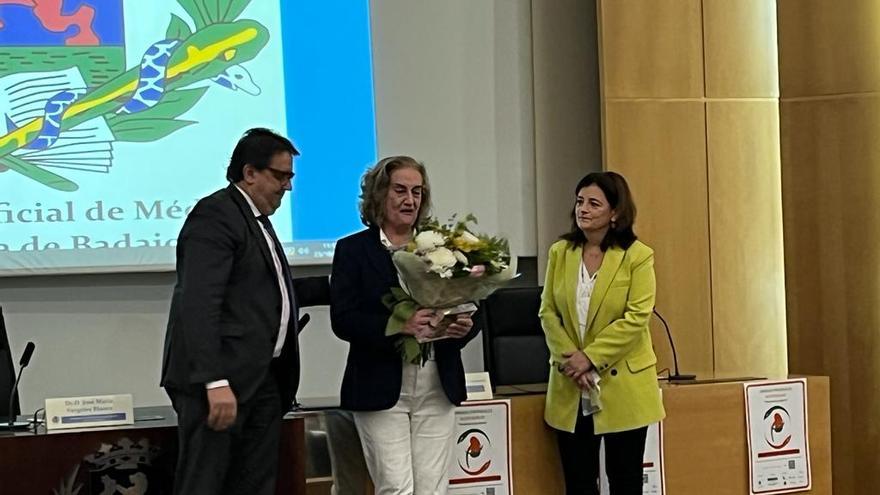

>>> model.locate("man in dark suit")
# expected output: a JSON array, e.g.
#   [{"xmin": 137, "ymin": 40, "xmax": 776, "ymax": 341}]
[{"xmin": 161, "ymin": 128, "xmax": 316, "ymax": 495}]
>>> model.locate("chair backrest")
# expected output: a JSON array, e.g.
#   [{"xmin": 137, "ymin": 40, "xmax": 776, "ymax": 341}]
[
  {"xmin": 0, "ymin": 306, "xmax": 19, "ymax": 421},
  {"xmin": 481, "ymin": 287, "xmax": 550, "ymax": 388}
]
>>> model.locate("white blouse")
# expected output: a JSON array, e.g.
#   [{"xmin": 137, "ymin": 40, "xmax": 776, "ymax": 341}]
[{"xmin": 576, "ymin": 261, "xmax": 599, "ymax": 343}]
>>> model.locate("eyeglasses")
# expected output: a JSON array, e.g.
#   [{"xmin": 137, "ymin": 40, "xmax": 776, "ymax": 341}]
[{"xmin": 265, "ymin": 167, "xmax": 295, "ymax": 183}]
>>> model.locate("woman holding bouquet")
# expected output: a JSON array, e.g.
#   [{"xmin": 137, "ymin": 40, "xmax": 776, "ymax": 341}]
[
  {"xmin": 330, "ymin": 156, "xmax": 479, "ymax": 495},
  {"xmin": 540, "ymin": 171, "xmax": 665, "ymax": 495}
]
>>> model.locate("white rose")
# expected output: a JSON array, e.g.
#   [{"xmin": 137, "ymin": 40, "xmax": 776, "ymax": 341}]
[
  {"xmin": 453, "ymin": 250, "xmax": 469, "ymax": 265},
  {"xmin": 425, "ymin": 247, "xmax": 457, "ymax": 271},
  {"xmin": 453, "ymin": 230, "xmax": 482, "ymax": 252},
  {"xmin": 457, "ymin": 231, "xmax": 480, "ymax": 244},
  {"xmin": 414, "ymin": 230, "xmax": 446, "ymax": 252},
  {"xmin": 429, "ymin": 264, "xmax": 455, "ymax": 279}
]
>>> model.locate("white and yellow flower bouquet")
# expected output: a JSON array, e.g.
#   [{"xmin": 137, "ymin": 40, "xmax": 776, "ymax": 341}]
[{"xmin": 384, "ymin": 214, "xmax": 517, "ymax": 363}]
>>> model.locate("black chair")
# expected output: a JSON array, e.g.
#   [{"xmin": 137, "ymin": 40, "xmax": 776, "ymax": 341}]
[
  {"xmin": 481, "ymin": 287, "xmax": 550, "ymax": 389},
  {"xmin": 0, "ymin": 307, "xmax": 18, "ymax": 422}
]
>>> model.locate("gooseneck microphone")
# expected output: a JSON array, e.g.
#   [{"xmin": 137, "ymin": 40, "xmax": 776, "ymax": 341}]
[
  {"xmin": 5, "ymin": 341, "xmax": 35, "ymax": 429},
  {"xmin": 18, "ymin": 342, "xmax": 35, "ymax": 367},
  {"xmin": 653, "ymin": 310, "xmax": 696, "ymax": 382},
  {"xmin": 297, "ymin": 313, "xmax": 311, "ymax": 334}
]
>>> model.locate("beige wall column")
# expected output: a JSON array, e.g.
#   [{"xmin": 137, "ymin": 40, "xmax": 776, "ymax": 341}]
[
  {"xmin": 532, "ymin": 0, "xmax": 603, "ymax": 275},
  {"xmin": 597, "ymin": 0, "xmax": 787, "ymax": 379},
  {"xmin": 777, "ymin": 1, "xmax": 880, "ymax": 492}
]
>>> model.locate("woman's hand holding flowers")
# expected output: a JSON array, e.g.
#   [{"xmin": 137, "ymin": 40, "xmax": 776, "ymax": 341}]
[
  {"xmin": 403, "ymin": 308, "xmax": 439, "ymax": 337},
  {"xmin": 445, "ymin": 314, "xmax": 474, "ymax": 339}
]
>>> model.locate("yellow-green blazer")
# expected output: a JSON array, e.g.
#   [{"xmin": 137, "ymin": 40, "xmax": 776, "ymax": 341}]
[{"xmin": 540, "ymin": 239, "xmax": 665, "ymax": 434}]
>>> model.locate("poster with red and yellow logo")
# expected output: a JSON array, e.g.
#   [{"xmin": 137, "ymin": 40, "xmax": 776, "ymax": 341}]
[{"xmin": 448, "ymin": 400, "xmax": 513, "ymax": 495}]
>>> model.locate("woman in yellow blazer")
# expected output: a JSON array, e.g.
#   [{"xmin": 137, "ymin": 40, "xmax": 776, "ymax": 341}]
[{"xmin": 540, "ymin": 171, "xmax": 664, "ymax": 494}]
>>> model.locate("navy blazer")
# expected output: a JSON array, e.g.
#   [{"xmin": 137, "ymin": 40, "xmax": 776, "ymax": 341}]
[{"xmin": 330, "ymin": 227, "xmax": 481, "ymax": 411}]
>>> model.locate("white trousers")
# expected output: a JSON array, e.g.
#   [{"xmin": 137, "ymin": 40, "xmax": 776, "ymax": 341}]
[{"xmin": 353, "ymin": 360, "xmax": 456, "ymax": 495}]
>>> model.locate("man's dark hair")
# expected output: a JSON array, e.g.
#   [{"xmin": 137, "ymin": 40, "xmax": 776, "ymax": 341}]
[{"xmin": 226, "ymin": 127, "xmax": 299, "ymax": 182}]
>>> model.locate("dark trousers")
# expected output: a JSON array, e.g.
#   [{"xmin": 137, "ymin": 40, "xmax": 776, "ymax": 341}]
[
  {"xmin": 556, "ymin": 411, "xmax": 648, "ymax": 495},
  {"xmin": 168, "ymin": 375, "xmax": 282, "ymax": 495}
]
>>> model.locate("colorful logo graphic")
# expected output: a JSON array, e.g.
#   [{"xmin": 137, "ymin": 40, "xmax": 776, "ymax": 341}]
[
  {"xmin": 763, "ymin": 405, "xmax": 792, "ymax": 450},
  {"xmin": 0, "ymin": 0, "xmax": 267, "ymax": 191},
  {"xmin": 456, "ymin": 428, "xmax": 493, "ymax": 476}
]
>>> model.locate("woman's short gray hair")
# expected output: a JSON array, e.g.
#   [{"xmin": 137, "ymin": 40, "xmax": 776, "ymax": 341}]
[{"xmin": 359, "ymin": 156, "xmax": 432, "ymax": 227}]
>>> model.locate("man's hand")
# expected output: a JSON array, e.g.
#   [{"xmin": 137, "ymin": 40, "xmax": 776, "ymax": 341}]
[
  {"xmin": 446, "ymin": 313, "xmax": 474, "ymax": 339},
  {"xmin": 561, "ymin": 350, "xmax": 593, "ymax": 380},
  {"xmin": 206, "ymin": 386, "xmax": 237, "ymax": 431}
]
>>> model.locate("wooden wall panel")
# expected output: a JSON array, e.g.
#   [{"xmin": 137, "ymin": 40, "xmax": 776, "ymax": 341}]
[
  {"xmin": 598, "ymin": 0, "xmax": 787, "ymax": 381},
  {"xmin": 703, "ymin": 0, "xmax": 779, "ymax": 97},
  {"xmin": 706, "ymin": 101, "xmax": 787, "ymax": 378},
  {"xmin": 781, "ymin": 95, "xmax": 880, "ymax": 494},
  {"xmin": 778, "ymin": 0, "xmax": 880, "ymax": 97},
  {"xmin": 778, "ymin": 1, "xmax": 880, "ymax": 491},
  {"xmin": 598, "ymin": 0, "xmax": 704, "ymax": 98},
  {"xmin": 594, "ymin": 0, "xmax": 880, "ymax": 492},
  {"xmin": 604, "ymin": 100, "xmax": 714, "ymax": 377}
]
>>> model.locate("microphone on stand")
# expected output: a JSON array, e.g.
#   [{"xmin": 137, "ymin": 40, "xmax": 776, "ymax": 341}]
[
  {"xmin": 3, "ymin": 341, "xmax": 35, "ymax": 430},
  {"xmin": 653, "ymin": 309, "xmax": 696, "ymax": 382}
]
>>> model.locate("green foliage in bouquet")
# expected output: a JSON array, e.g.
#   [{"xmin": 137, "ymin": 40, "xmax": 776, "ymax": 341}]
[{"xmin": 382, "ymin": 287, "xmax": 432, "ymax": 365}]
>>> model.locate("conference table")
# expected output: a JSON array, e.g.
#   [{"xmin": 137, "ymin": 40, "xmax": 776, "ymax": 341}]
[
  {"xmin": 0, "ymin": 406, "xmax": 306, "ymax": 495},
  {"xmin": 499, "ymin": 375, "xmax": 832, "ymax": 494},
  {"xmin": 0, "ymin": 376, "xmax": 832, "ymax": 495}
]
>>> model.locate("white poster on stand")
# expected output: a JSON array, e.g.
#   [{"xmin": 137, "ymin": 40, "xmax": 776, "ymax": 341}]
[
  {"xmin": 744, "ymin": 379, "xmax": 811, "ymax": 494},
  {"xmin": 447, "ymin": 400, "xmax": 513, "ymax": 495},
  {"xmin": 642, "ymin": 421, "xmax": 666, "ymax": 494},
  {"xmin": 600, "ymin": 421, "xmax": 665, "ymax": 495}
]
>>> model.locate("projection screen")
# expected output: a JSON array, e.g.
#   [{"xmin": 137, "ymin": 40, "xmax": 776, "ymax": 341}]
[{"xmin": 0, "ymin": 0, "xmax": 377, "ymax": 276}]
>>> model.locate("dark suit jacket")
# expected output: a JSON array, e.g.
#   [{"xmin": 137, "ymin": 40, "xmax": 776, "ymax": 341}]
[
  {"xmin": 330, "ymin": 227, "xmax": 481, "ymax": 411},
  {"xmin": 161, "ymin": 185, "xmax": 327, "ymax": 413}
]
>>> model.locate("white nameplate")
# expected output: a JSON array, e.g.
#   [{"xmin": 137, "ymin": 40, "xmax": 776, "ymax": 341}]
[
  {"xmin": 464, "ymin": 371, "xmax": 494, "ymax": 401},
  {"xmin": 45, "ymin": 394, "xmax": 134, "ymax": 430}
]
